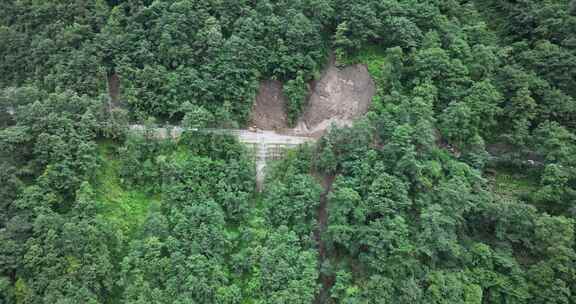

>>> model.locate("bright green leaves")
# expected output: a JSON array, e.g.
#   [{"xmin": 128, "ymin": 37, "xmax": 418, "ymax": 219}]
[
  {"xmin": 424, "ymin": 271, "xmax": 483, "ymax": 304},
  {"xmin": 250, "ymin": 227, "xmax": 319, "ymax": 304},
  {"xmin": 120, "ymin": 136, "xmax": 253, "ymax": 304},
  {"xmin": 437, "ymin": 80, "xmax": 502, "ymax": 167},
  {"xmin": 98, "ymin": 0, "xmax": 331, "ymax": 121},
  {"xmin": 527, "ymin": 215, "xmax": 576, "ymax": 304},
  {"xmin": 284, "ymin": 74, "xmax": 309, "ymax": 126},
  {"xmin": 327, "ymin": 186, "xmax": 362, "ymax": 250},
  {"xmin": 263, "ymin": 174, "xmax": 321, "ymax": 236},
  {"xmin": 180, "ymin": 102, "xmax": 214, "ymax": 129},
  {"xmin": 365, "ymin": 173, "xmax": 411, "ymax": 216}
]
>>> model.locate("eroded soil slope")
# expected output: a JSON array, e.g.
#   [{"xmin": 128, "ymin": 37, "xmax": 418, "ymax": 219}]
[
  {"xmin": 295, "ymin": 63, "xmax": 376, "ymax": 137},
  {"xmin": 251, "ymin": 62, "xmax": 375, "ymax": 137},
  {"xmin": 250, "ymin": 80, "xmax": 289, "ymax": 130}
]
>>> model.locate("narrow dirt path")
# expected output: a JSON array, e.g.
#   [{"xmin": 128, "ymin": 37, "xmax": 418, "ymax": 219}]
[{"xmin": 314, "ymin": 173, "xmax": 336, "ymax": 304}]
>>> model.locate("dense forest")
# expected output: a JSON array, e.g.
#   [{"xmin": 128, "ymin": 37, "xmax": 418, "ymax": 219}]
[{"xmin": 1, "ymin": 0, "xmax": 576, "ymax": 303}]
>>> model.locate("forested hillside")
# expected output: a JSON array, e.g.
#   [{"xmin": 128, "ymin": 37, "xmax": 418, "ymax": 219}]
[{"xmin": 1, "ymin": 0, "xmax": 576, "ymax": 303}]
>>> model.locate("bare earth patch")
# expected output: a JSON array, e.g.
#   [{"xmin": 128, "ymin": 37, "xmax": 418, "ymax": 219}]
[
  {"xmin": 250, "ymin": 62, "xmax": 376, "ymax": 137},
  {"xmin": 108, "ymin": 73, "xmax": 121, "ymax": 106},
  {"xmin": 249, "ymin": 80, "xmax": 289, "ymax": 130},
  {"xmin": 295, "ymin": 63, "xmax": 376, "ymax": 137}
]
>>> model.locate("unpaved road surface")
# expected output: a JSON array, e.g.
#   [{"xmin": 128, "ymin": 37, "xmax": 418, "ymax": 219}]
[
  {"xmin": 236, "ymin": 129, "xmax": 313, "ymax": 145},
  {"xmin": 129, "ymin": 125, "xmax": 314, "ymax": 146}
]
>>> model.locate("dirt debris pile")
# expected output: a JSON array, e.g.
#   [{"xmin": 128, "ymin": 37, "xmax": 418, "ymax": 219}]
[
  {"xmin": 250, "ymin": 62, "xmax": 376, "ymax": 138},
  {"xmin": 249, "ymin": 80, "xmax": 289, "ymax": 130},
  {"xmin": 295, "ymin": 63, "xmax": 375, "ymax": 137}
]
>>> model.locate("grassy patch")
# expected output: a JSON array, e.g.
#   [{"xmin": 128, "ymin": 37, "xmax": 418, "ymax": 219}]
[{"xmin": 95, "ymin": 140, "xmax": 159, "ymax": 239}]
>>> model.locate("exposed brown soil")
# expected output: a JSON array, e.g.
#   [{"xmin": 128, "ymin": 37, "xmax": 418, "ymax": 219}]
[
  {"xmin": 249, "ymin": 80, "xmax": 289, "ymax": 130},
  {"xmin": 250, "ymin": 62, "xmax": 376, "ymax": 138},
  {"xmin": 294, "ymin": 63, "xmax": 376, "ymax": 138},
  {"xmin": 108, "ymin": 73, "xmax": 121, "ymax": 107}
]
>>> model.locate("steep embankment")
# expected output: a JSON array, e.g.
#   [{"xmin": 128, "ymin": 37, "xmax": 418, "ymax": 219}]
[
  {"xmin": 250, "ymin": 61, "xmax": 376, "ymax": 137},
  {"xmin": 250, "ymin": 80, "xmax": 290, "ymax": 130},
  {"xmin": 295, "ymin": 63, "xmax": 376, "ymax": 137},
  {"xmin": 249, "ymin": 59, "xmax": 376, "ymax": 302}
]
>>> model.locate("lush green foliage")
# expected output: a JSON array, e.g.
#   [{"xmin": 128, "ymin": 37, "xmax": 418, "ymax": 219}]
[
  {"xmin": 2, "ymin": 0, "xmax": 576, "ymax": 303},
  {"xmin": 0, "ymin": 0, "xmax": 332, "ymax": 123}
]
